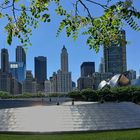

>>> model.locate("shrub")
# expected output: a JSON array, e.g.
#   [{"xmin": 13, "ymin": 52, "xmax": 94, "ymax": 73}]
[
  {"xmin": 68, "ymin": 91, "xmax": 82, "ymax": 100},
  {"xmin": 97, "ymin": 87, "xmax": 113, "ymax": 102},
  {"xmin": 132, "ymin": 91, "xmax": 140, "ymax": 103},
  {"xmin": 0, "ymin": 91, "xmax": 12, "ymax": 99},
  {"xmin": 81, "ymin": 88, "xmax": 94, "ymax": 101}
]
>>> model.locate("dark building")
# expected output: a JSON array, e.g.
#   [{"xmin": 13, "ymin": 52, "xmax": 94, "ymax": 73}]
[
  {"xmin": 0, "ymin": 72, "xmax": 12, "ymax": 93},
  {"xmin": 35, "ymin": 56, "xmax": 47, "ymax": 83},
  {"xmin": 16, "ymin": 46, "xmax": 26, "ymax": 65},
  {"xmin": 0, "ymin": 48, "xmax": 22, "ymax": 94},
  {"xmin": 77, "ymin": 77, "xmax": 94, "ymax": 90},
  {"xmin": 1, "ymin": 48, "xmax": 9, "ymax": 73},
  {"xmin": 72, "ymin": 81, "xmax": 76, "ymax": 88},
  {"xmin": 81, "ymin": 62, "xmax": 95, "ymax": 77},
  {"xmin": 104, "ymin": 30, "xmax": 127, "ymax": 74}
]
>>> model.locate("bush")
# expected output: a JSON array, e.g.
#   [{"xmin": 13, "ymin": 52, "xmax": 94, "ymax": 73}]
[
  {"xmin": 132, "ymin": 91, "xmax": 140, "ymax": 103},
  {"xmin": 68, "ymin": 91, "xmax": 82, "ymax": 100},
  {"xmin": 81, "ymin": 88, "xmax": 94, "ymax": 101},
  {"xmin": 13, "ymin": 92, "xmax": 46, "ymax": 98},
  {"xmin": 97, "ymin": 87, "xmax": 113, "ymax": 102},
  {"xmin": 81, "ymin": 88, "xmax": 98, "ymax": 101},
  {"xmin": 0, "ymin": 91, "xmax": 12, "ymax": 99}
]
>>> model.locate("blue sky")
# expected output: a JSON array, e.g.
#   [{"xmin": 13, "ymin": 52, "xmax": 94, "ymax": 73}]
[{"xmin": 0, "ymin": 0, "xmax": 140, "ymax": 83}]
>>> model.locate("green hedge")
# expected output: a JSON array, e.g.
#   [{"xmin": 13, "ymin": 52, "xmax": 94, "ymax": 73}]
[
  {"xmin": 68, "ymin": 91, "xmax": 82, "ymax": 100},
  {"xmin": 68, "ymin": 86, "xmax": 140, "ymax": 103},
  {"xmin": 0, "ymin": 91, "xmax": 12, "ymax": 99},
  {"xmin": 0, "ymin": 92, "xmax": 45, "ymax": 99}
]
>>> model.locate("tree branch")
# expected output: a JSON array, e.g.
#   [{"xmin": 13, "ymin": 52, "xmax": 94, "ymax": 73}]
[
  {"xmin": 12, "ymin": 0, "xmax": 17, "ymax": 23},
  {"xmin": 78, "ymin": 0, "xmax": 93, "ymax": 20},
  {"xmin": 75, "ymin": 0, "xmax": 79, "ymax": 17},
  {"xmin": 0, "ymin": 5, "xmax": 12, "ymax": 10},
  {"xmin": 85, "ymin": 0, "xmax": 108, "ymax": 9}
]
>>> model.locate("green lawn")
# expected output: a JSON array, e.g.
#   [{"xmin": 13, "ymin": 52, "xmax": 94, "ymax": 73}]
[{"xmin": 0, "ymin": 129, "xmax": 140, "ymax": 140}]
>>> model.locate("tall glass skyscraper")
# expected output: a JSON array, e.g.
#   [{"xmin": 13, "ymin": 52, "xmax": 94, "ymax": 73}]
[
  {"xmin": 16, "ymin": 46, "xmax": 26, "ymax": 65},
  {"xmin": 9, "ymin": 62, "xmax": 26, "ymax": 83},
  {"xmin": 104, "ymin": 30, "xmax": 127, "ymax": 74},
  {"xmin": 15, "ymin": 46, "xmax": 26, "ymax": 82},
  {"xmin": 34, "ymin": 56, "xmax": 47, "ymax": 83}
]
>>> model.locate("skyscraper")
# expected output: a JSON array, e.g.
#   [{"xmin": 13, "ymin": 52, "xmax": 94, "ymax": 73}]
[
  {"xmin": 9, "ymin": 62, "xmax": 26, "ymax": 83},
  {"xmin": 50, "ymin": 46, "xmax": 72, "ymax": 93},
  {"xmin": 99, "ymin": 57, "xmax": 105, "ymax": 73},
  {"xmin": 22, "ymin": 70, "xmax": 37, "ymax": 93},
  {"xmin": 16, "ymin": 46, "xmax": 26, "ymax": 65},
  {"xmin": 77, "ymin": 61, "xmax": 95, "ymax": 90},
  {"xmin": 77, "ymin": 76, "xmax": 94, "ymax": 90},
  {"xmin": 0, "ymin": 48, "xmax": 22, "ymax": 94},
  {"xmin": 81, "ymin": 62, "xmax": 95, "ymax": 77},
  {"xmin": 1, "ymin": 48, "xmax": 9, "ymax": 73},
  {"xmin": 15, "ymin": 46, "xmax": 26, "ymax": 82},
  {"xmin": 104, "ymin": 30, "xmax": 127, "ymax": 74},
  {"xmin": 34, "ymin": 56, "xmax": 47, "ymax": 83},
  {"xmin": 61, "ymin": 46, "xmax": 68, "ymax": 72}
]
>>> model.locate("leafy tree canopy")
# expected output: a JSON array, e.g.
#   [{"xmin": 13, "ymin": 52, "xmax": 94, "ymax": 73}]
[{"xmin": 0, "ymin": 0, "xmax": 140, "ymax": 52}]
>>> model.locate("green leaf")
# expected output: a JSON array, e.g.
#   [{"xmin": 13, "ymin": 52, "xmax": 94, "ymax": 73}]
[
  {"xmin": 0, "ymin": 13, "xmax": 3, "ymax": 18},
  {"xmin": 14, "ymin": 0, "xmax": 20, "ymax": 2},
  {"xmin": 7, "ymin": 29, "xmax": 12, "ymax": 45}
]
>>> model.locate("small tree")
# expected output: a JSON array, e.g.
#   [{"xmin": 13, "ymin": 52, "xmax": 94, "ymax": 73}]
[
  {"xmin": 68, "ymin": 90, "xmax": 82, "ymax": 100},
  {"xmin": 81, "ymin": 88, "xmax": 93, "ymax": 101}
]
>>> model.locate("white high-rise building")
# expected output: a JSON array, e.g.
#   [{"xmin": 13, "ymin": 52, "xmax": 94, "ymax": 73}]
[
  {"xmin": 50, "ymin": 46, "xmax": 72, "ymax": 93},
  {"xmin": 44, "ymin": 80, "xmax": 51, "ymax": 94},
  {"xmin": 61, "ymin": 46, "xmax": 68, "ymax": 73},
  {"xmin": 99, "ymin": 57, "xmax": 105, "ymax": 73}
]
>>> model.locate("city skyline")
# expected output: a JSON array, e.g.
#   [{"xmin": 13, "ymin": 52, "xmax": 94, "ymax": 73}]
[{"xmin": 0, "ymin": 39, "xmax": 139, "ymax": 84}]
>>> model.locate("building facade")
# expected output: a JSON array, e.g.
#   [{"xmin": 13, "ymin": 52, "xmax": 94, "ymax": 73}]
[
  {"xmin": 57, "ymin": 69, "xmax": 72, "ymax": 93},
  {"xmin": 22, "ymin": 70, "xmax": 37, "ymax": 93},
  {"xmin": 61, "ymin": 46, "xmax": 68, "ymax": 73},
  {"xmin": 0, "ymin": 48, "xmax": 22, "ymax": 94},
  {"xmin": 15, "ymin": 46, "xmax": 26, "ymax": 82},
  {"xmin": 128, "ymin": 70, "xmax": 136, "ymax": 80},
  {"xmin": 35, "ymin": 56, "xmax": 47, "ymax": 83},
  {"xmin": 81, "ymin": 62, "xmax": 95, "ymax": 77},
  {"xmin": 44, "ymin": 80, "xmax": 51, "ymax": 94},
  {"xmin": 99, "ymin": 57, "xmax": 105, "ymax": 73},
  {"xmin": 104, "ymin": 30, "xmax": 127, "ymax": 74},
  {"xmin": 77, "ymin": 76, "xmax": 94, "ymax": 90},
  {"xmin": 50, "ymin": 46, "xmax": 72, "ymax": 93},
  {"xmin": 16, "ymin": 46, "xmax": 26, "ymax": 65},
  {"xmin": 92, "ymin": 72, "xmax": 113, "ymax": 89},
  {"xmin": 1, "ymin": 48, "xmax": 9, "ymax": 73},
  {"xmin": 9, "ymin": 62, "xmax": 26, "ymax": 83}
]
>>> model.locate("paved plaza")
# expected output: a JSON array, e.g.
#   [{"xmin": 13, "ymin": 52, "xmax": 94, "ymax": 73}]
[{"xmin": 0, "ymin": 101, "xmax": 140, "ymax": 133}]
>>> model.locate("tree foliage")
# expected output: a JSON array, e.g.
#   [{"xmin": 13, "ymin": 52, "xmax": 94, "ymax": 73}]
[
  {"xmin": 0, "ymin": 0, "xmax": 140, "ymax": 52},
  {"xmin": 68, "ymin": 86, "xmax": 140, "ymax": 103}
]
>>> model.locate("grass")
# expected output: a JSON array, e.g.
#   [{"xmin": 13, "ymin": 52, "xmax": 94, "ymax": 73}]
[{"xmin": 1, "ymin": 129, "xmax": 140, "ymax": 140}]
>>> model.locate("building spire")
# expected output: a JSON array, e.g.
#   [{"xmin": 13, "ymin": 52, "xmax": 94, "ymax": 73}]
[{"xmin": 61, "ymin": 45, "xmax": 68, "ymax": 72}]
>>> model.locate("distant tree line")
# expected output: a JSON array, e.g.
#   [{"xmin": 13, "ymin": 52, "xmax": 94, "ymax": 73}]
[
  {"xmin": 68, "ymin": 86, "xmax": 140, "ymax": 103},
  {"xmin": 1, "ymin": 86, "xmax": 140, "ymax": 104}
]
